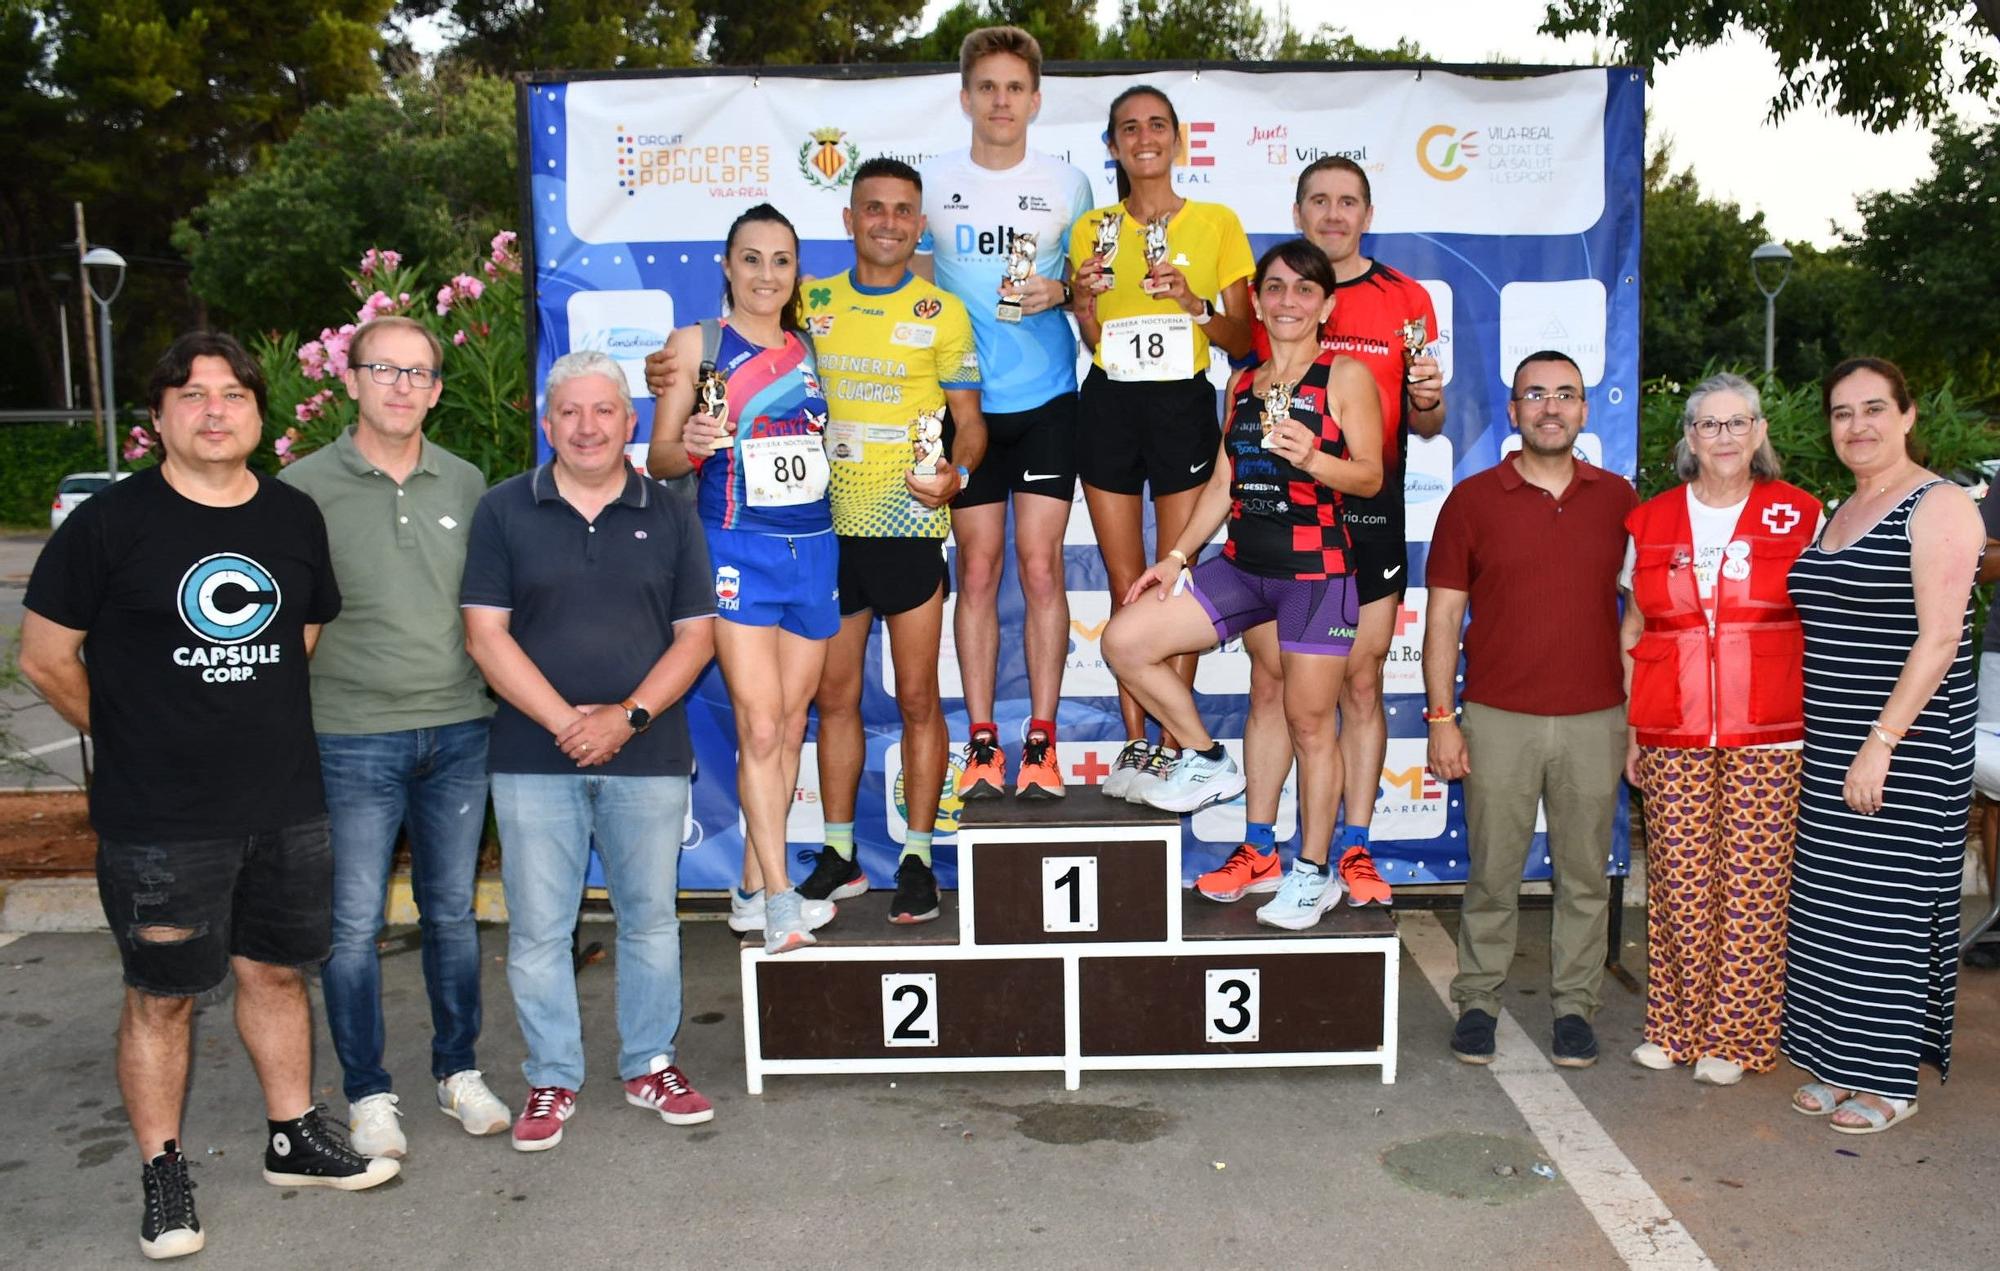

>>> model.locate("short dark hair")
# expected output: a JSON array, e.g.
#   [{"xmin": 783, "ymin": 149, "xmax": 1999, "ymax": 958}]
[
  {"xmin": 852, "ymin": 157, "xmax": 922, "ymax": 197},
  {"xmin": 1823, "ymin": 355, "xmax": 1913, "ymax": 416},
  {"xmin": 1511, "ymin": 349, "xmax": 1583, "ymax": 394},
  {"xmin": 1294, "ymin": 156, "xmax": 1372, "ymax": 209},
  {"xmin": 960, "ymin": 25, "xmax": 1042, "ymax": 89},
  {"xmin": 1253, "ymin": 238, "xmax": 1336, "ymax": 296},
  {"xmin": 147, "ymin": 331, "xmax": 268, "ymax": 419}
]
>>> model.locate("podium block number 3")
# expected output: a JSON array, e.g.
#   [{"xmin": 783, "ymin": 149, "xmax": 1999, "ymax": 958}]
[
  {"xmin": 881, "ymin": 973, "xmax": 938, "ymax": 1048},
  {"xmin": 1205, "ymin": 968, "xmax": 1260, "ymax": 1043},
  {"xmin": 1042, "ymin": 856, "xmax": 1099, "ymax": 932}
]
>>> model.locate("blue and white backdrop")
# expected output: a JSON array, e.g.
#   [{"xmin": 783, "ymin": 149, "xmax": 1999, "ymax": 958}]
[{"xmin": 518, "ymin": 63, "xmax": 1645, "ymax": 890}]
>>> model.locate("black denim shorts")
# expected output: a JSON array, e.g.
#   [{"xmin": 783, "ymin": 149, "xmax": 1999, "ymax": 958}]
[{"xmin": 95, "ymin": 816, "xmax": 333, "ymax": 996}]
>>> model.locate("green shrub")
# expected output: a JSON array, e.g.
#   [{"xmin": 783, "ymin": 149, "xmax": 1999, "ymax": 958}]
[{"xmin": 0, "ymin": 423, "xmax": 111, "ymax": 526}]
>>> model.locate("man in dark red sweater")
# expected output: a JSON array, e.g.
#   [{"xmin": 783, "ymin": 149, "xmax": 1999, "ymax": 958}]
[{"xmin": 1422, "ymin": 349, "xmax": 1635, "ymax": 1070}]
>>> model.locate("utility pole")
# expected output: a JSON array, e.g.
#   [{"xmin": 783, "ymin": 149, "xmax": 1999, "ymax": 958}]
[{"xmin": 74, "ymin": 204, "xmax": 103, "ymax": 444}]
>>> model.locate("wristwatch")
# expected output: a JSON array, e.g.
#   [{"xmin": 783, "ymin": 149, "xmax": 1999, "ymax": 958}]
[
  {"xmin": 621, "ymin": 698, "xmax": 652, "ymax": 733},
  {"xmin": 1190, "ymin": 298, "xmax": 1213, "ymax": 326},
  {"xmin": 1060, "ymin": 280, "xmax": 1075, "ymax": 307}
]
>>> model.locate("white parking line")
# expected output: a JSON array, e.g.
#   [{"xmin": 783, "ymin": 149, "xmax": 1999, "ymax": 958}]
[
  {"xmin": 6, "ymin": 735, "xmax": 80, "ymax": 760},
  {"xmin": 1400, "ymin": 910, "xmax": 1716, "ymax": 1270}
]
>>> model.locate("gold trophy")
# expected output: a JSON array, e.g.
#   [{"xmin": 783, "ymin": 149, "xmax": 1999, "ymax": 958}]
[
  {"xmin": 696, "ymin": 363, "xmax": 732, "ymax": 451},
  {"xmin": 1399, "ymin": 318, "xmax": 1429, "ymax": 379},
  {"xmin": 911, "ymin": 408, "xmax": 946, "ymax": 477},
  {"xmin": 1259, "ymin": 379, "xmax": 1294, "ymax": 451},
  {"xmin": 1090, "ymin": 211, "xmax": 1123, "ymax": 291},
  {"xmin": 1139, "ymin": 215, "xmax": 1172, "ymax": 294},
  {"xmin": 997, "ymin": 230, "xmax": 1039, "ymax": 324}
]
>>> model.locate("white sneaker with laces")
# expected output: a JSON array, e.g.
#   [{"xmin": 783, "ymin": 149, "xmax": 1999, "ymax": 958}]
[
  {"xmin": 1125, "ymin": 746, "xmax": 1178, "ymax": 805},
  {"xmin": 727, "ymin": 889, "xmax": 835, "ymax": 933},
  {"xmin": 1255, "ymin": 859, "xmax": 1344, "ymax": 930},
  {"xmin": 348, "ymin": 1092, "xmax": 407, "ymax": 1159},
  {"xmin": 1142, "ymin": 747, "xmax": 1247, "ymax": 813},
  {"xmin": 437, "ymin": 1070, "xmax": 512, "ymax": 1136},
  {"xmin": 1100, "ymin": 741, "xmax": 1152, "ymax": 799}
]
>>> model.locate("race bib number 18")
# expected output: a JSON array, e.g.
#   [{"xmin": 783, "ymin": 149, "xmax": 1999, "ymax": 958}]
[
  {"xmin": 742, "ymin": 433, "xmax": 830, "ymax": 508},
  {"xmin": 1101, "ymin": 314, "xmax": 1196, "ymax": 382}
]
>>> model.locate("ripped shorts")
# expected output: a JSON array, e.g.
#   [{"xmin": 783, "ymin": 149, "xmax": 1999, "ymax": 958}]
[{"xmin": 95, "ymin": 816, "xmax": 333, "ymax": 996}]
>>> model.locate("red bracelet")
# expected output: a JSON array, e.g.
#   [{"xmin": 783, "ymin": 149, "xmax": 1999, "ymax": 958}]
[{"xmin": 1423, "ymin": 708, "xmax": 1456, "ymax": 725}]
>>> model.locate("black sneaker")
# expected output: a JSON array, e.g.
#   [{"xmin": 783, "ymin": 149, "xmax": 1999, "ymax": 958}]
[
  {"xmin": 796, "ymin": 846, "xmax": 870, "ymax": 902},
  {"xmin": 888, "ymin": 855, "xmax": 940, "ymax": 924},
  {"xmin": 140, "ymin": 1140, "xmax": 203, "ymax": 1260},
  {"xmin": 262, "ymin": 1105, "xmax": 401, "ymax": 1190},
  {"xmin": 1552, "ymin": 1014, "xmax": 1599, "ymax": 1068},
  {"xmin": 1451, "ymin": 1009, "xmax": 1497, "ymax": 1065}
]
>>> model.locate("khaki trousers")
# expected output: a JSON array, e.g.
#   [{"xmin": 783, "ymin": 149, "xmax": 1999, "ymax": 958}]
[{"xmin": 1450, "ymin": 702, "xmax": 1626, "ymax": 1019}]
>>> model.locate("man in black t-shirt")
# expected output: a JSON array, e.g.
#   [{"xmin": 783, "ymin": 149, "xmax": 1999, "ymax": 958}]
[{"xmin": 22, "ymin": 332, "xmax": 395, "ymax": 1261}]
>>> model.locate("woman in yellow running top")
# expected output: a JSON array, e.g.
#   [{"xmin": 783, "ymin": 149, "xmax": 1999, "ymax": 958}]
[{"xmin": 1067, "ymin": 83, "xmax": 1255, "ymax": 804}]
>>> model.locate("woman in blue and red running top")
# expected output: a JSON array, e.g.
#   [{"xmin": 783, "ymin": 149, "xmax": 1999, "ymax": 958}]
[
  {"xmin": 1102, "ymin": 238, "xmax": 1382, "ymax": 932},
  {"xmin": 648, "ymin": 204, "xmax": 835, "ymax": 954}
]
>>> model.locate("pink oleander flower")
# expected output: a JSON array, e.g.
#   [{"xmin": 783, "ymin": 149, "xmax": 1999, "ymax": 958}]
[
  {"xmin": 274, "ymin": 427, "xmax": 302, "ymax": 465},
  {"xmin": 452, "ymin": 329, "xmax": 468, "ymax": 346},
  {"xmin": 298, "ymin": 339, "xmax": 329, "ymax": 380},
  {"xmin": 357, "ymin": 247, "xmax": 403, "ymax": 278},
  {"xmin": 320, "ymin": 324, "xmax": 355, "ymax": 378},
  {"xmin": 294, "ymin": 388, "xmax": 336, "ymax": 423},
  {"xmin": 490, "ymin": 230, "xmax": 518, "ymax": 261},
  {"xmin": 122, "ymin": 425, "xmax": 157, "ymax": 462},
  {"xmin": 435, "ymin": 283, "xmax": 457, "ymax": 316},
  {"xmin": 356, "ymin": 289, "xmax": 396, "ymax": 324},
  {"xmin": 450, "ymin": 273, "xmax": 485, "ymax": 303}
]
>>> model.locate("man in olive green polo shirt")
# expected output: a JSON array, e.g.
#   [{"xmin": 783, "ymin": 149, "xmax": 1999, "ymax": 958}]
[{"xmin": 279, "ymin": 315, "xmax": 511, "ymax": 1162}]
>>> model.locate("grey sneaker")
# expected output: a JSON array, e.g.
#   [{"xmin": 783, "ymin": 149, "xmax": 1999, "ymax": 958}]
[
  {"xmin": 728, "ymin": 888, "xmax": 834, "ymax": 933},
  {"xmin": 1100, "ymin": 740, "xmax": 1152, "ymax": 799},
  {"xmin": 347, "ymin": 1092, "xmax": 406, "ymax": 1159},
  {"xmin": 763, "ymin": 888, "xmax": 817, "ymax": 955},
  {"xmin": 437, "ymin": 1069, "xmax": 511, "ymax": 1136},
  {"xmin": 1125, "ymin": 745, "xmax": 1178, "ymax": 805}
]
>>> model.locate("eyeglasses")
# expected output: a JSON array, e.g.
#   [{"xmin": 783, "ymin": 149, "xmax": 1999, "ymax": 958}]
[
  {"xmin": 1688, "ymin": 415, "xmax": 1756, "ymax": 438},
  {"xmin": 356, "ymin": 362, "xmax": 441, "ymax": 388},
  {"xmin": 1513, "ymin": 389, "xmax": 1581, "ymax": 403}
]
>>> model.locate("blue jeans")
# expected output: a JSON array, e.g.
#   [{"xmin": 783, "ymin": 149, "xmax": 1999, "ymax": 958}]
[
  {"xmin": 490, "ymin": 772, "xmax": 689, "ymax": 1090},
  {"xmin": 319, "ymin": 721, "xmax": 490, "ymax": 1103}
]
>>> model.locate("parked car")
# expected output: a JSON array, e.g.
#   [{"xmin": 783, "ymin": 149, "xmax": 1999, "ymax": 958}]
[{"xmin": 49, "ymin": 471, "xmax": 127, "ymax": 529}]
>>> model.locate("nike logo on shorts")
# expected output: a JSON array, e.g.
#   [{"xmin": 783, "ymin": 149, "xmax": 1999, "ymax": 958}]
[
  {"xmin": 1022, "ymin": 470, "xmax": 1063, "ymax": 482},
  {"xmin": 1382, "ymin": 565, "xmax": 1404, "ymax": 580},
  {"xmin": 1189, "ymin": 460, "xmax": 1210, "ymax": 475}
]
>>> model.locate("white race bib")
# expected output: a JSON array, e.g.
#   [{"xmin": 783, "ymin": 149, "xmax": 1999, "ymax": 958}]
[
  {"xmin": 1101, "ymin": 314, "xmax": 1196, "ymax": 382},
  {"xmin": 742, "ymin": 433, "xmax": 830, "ymax": 508}
]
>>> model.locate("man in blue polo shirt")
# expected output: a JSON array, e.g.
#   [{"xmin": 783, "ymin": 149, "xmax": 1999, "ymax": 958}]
[{"xmin": 461, "ymin": 350, "xmax": 718, "ymax": 1152}]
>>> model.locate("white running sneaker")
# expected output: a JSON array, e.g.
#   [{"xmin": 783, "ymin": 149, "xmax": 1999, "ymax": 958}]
[
  {"xmin": 1100, "ymin": 740, "xmax": 1152, "ymax": 799},
  {"xmin": 1125, "ymin": 745, "xmax": 1178, "ymax": 805},
  {"xmin": 727, "ymin": 889, "xmax": 835, "ymax": 933},
  {"xmin": 1255, "ymin": 859, "xmax": 1344, "ymax": 930},
  {"xmin": 1142, "ymin": 747, "xmax": 1247, "ymax": 813},
  {"xmin": 437, "ymin": 1069, "xmax": 512, "ymax": 1136},
  {"xmin": 1631, "ymin": 1042, "xmax": 1674, "ymax": 1071},
  {"xmin": 347, "ymin": 1092, "xmax": 407, "ymax": 1159}
]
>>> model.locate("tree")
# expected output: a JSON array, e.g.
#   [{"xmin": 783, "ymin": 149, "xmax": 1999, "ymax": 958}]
[
  {"xmin": 903, "ymin": 0, "xmax": 1101, "ymax": 63},
  {"xmin": 702, "ymin": 0, "xmax": 928, "ymax": 64},
  {"xmin": 174, "ymin": 73, "xmax": 517, "ymax": 336},
  {"xmin": 1843, "ymin": 118, "xmax": 2000, "ymax": 404},
  {"xmin": 1540, "ymin": 0, "xmax": 2000, "ymax": 132},
  {"xmin": 406, "ymin": 0, "xmax": 700, "ymax": 74}
]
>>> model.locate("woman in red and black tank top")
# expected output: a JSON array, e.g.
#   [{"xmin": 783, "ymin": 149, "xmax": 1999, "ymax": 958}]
[{"xmin": 1102, "ymin": 239, "xmax": 1382, "ymax": 930}]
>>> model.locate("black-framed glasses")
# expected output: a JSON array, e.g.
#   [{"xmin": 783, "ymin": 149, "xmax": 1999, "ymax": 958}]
[
  {"xmin": 1688, "ymin": 415, "xmax": 1755, "ymax": 438},
  {"xmin": 1513, "ymin": 388, "xmax": 1581, "ymax": 403},
  {"xmin": 356, "ymin": 362, "xmax": 441, "ymax": 389}
]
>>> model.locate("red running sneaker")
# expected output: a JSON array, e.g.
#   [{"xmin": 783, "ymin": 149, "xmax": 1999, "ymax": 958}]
[
  {"xmin": 957, "ymin": 730, "xmax": 1005, "ymax": 800},
  {"xmin": 624, "ymin": 1057, "xmax": 714, "ymax": 1126},
  {"xmin": 1195, "ymin": 844, "xmax": 1282, "ymax": 902},
  {"xmin": 511, "ymin": 1086, "xmax": 576, "ymax": 1153},
  {"xmin": 1014, "ymin": 729, "xmax": 1064, "ymax": 800},
  {"xmin": 1338, "ymin": 845, "xmax": 1393, "ymax": 906}
]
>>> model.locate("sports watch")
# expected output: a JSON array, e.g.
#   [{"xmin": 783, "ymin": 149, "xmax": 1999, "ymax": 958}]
[{"xmin": 621, "ymin": 698, "xmax": 652, "ymax": 733}]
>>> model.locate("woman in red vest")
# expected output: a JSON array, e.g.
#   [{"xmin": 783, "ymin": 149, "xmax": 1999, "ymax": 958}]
[{"xmin": 1618, "ymin": 371, "xmax": 1822, "ymax": 1086}]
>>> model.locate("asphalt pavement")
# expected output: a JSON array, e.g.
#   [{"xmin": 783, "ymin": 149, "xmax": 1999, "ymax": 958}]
[{"xmin": 2, "ymin": 531, "xmax": 87, "ymax": 791}]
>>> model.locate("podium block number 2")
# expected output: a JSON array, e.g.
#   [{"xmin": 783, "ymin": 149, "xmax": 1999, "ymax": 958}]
[
  {"xmin": 881, "ymin": 973, "xmax": 938, "ymax": 1048},
  {"xmin": 1205, "ymin": 968, "xmax": 1260, "ymax": 1043},
  {"xmin": 1042, "ymin": 856, "xmax": 1099, "ymax": 932}
]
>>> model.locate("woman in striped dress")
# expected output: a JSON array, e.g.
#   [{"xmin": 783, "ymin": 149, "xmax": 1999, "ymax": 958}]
[{"xmin": 1782, "ymin": 357, "xmax": 1982, "ymax": 1135}]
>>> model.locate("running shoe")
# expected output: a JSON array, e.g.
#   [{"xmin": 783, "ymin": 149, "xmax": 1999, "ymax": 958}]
[
  {"xmin": 957, "ymin": 730, "xmax": 1006, "ymax": 801},
  {"xmin": 623, "ymin": 1056, "xmax": 714, "ymax": 1125},
  {"xmin": 888, "ymin": 855, "xmax": 941, "ymax": 924},
  {"xmin": 1100, "ymin": 740, "xmax": 1152, "ymax": 799},
  {"xmin": 1195, "ymin": 843, "xmax": 1284, "ymax": 902},
  {"xmin": 1142, "ymin": 747, "xmax": 1245, "ymax": 812},
  {"xmin": 727, "ymin": 888, "xmax": 835, "ymax": 933},
  {"xmin": 1125, "ymin": 745, "xmax": 1178, "ymax": 805},
  {"xmin": 796, "ymin": 846, "xmax": 869, "ymax": 901},
  {"xmin": 346, "ymin": 1091, "xmax": 405, "ymax": 1159},
  {"xmin": 1336, "ymin": 845, "xmax": 1393, "ymax": 906},
  {"xmin": 1014, "ymin": 729, "xmax": 1064, "ymax": 800},
  {"xmin": 437, "ymin": 1070, "xmax": 512, "ymax": 1136},
  {"xmin": 763, "ymin": 888, "xmax": 817, "ymax": 955},
  {"xmin": 1255, "ymin": 859, "xmax": 1344, "ymax": 931},
  {"xmin": 140, "ymin": 1141, "xmax": 202, "ymax": 1260}
]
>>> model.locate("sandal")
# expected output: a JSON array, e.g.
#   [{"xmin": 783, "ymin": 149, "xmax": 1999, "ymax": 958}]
[
  {"xmin": 1791, "ymin": 1081, "xmax": 1850, "ymax": 1116},
  {"xmin": 1830, "ymin": 1097, "xmax": 1917, "ymax": 1136}
]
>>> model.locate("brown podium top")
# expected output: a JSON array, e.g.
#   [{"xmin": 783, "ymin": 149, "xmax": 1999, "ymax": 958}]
[
  {"xmin": 956, "ymin": 786, "xmax": 1179, "ymax": 830},
  {"xmin": 1180, "ymin": 892, "xmax": 1397, "ymax": 940}
]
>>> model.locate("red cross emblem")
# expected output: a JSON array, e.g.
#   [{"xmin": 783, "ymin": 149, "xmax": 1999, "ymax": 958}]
[{"xmin": 1762, "ymin": 503, "xmax": 1800, "ymax": 534}]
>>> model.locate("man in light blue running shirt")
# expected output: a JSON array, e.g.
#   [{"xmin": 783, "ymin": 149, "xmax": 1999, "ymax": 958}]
[{"xmin": 914, "ymin": 24, "xmax": 1094, "ymax": 803}]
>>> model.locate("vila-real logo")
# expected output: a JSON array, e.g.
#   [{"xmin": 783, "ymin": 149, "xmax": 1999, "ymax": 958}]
[
  {"xmin": 1416, "ymin": 124, "xmax": 1480, "ymax": 181},
  {"xmin": 800, "ymin": 127, "xmax": 861, "ymax": 190}
]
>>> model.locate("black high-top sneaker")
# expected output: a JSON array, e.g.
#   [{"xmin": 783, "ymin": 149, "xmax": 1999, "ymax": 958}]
[
  {"xmin": 263, "ymin": 1105, "xmax": 401, "ymax": 1190},
  {"xmin": 140, "ymin": 1140, "xmax": 203, "ymax": 1260}
]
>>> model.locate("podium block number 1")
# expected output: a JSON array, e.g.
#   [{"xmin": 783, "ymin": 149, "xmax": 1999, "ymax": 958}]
[
  {"xmin": 1042, "ymin": 856, "xmax": 1099, "ymax": 932},
  {"xmin": 881, "ymin": 973, "xmax": 938, "ymax": 1047},
  {"xmin": 1205, "ymin": 969, "xmax": 1260, "ymax": 1043}
]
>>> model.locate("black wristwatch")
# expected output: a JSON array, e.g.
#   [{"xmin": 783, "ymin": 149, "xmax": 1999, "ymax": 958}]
[
  {"xmin": 1060, "ymin": 280, "xmax": 1075, "ymax": 307},
  {"xmin": 621, "ymin": 698, "xmax": 652, "ymax": 733}
]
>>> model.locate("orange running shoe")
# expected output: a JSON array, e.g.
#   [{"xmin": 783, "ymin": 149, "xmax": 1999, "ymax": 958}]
[
  {"xmin": 1338, "ymin": 845, "xmax": 1393, "ymax": 906},
  {"xmin": 1195, "ymin": 843, "xmax": 1283, "ymax": 902},
  {"xmin": 957, "ymin": 730, "xmax": 1005, "ymax": 800},
  {"xmin": 1014, "ymin": 729, "xmax": 1065, "ymax": 800}
]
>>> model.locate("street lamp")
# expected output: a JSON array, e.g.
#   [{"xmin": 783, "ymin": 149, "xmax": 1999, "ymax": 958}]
[
  {"xmin": 1750, "ymin": 241, "xmax": 1793, "ymax": 376},
  {"xmin": 49, "ymin": 268, "xmax": 74, "ymax": 410},
  {"xmin": 82, "ymin": 246, "xmax": 127, "ymax": 476}
]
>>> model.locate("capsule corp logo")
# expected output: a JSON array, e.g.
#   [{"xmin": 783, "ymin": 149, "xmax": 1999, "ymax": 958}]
[
  {"xmin": 171, "ymin": 553, "xmax": 285, "ymax": 684},
  {"xmin": 714, "ymin": 564, "xmax": 741, "ymax": 610}
]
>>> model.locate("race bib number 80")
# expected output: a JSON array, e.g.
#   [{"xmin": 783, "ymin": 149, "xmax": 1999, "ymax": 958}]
[
  {"xmin": 742, "ymin": 433, "xmax": 830, "ymax": 508},
  {"xmin": 1101, "ymin": 314, "xmax": 1196, "ymax": 382}
]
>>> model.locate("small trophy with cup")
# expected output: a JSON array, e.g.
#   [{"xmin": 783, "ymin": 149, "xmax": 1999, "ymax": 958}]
[
  {"xmin": 1090, "ymin": 211, "xmax": 1123, "ymax": 291},
  {"xmin": 911, "ymin": 408, "xmax": 946, "ymax": 477},
  {"xmin": 997, "ymin": 231, "xmax": 1039, "ymax": 324},
  {"xmin": 1139, "ymin": 215, "xmax": 1172, "ymax": 294},
  {"xmin": 1259, "ymin": 380, "xmax": 1294, "ymax": 451},
  {"xmin": 1399, "ymin": 319, "xmax": 1429, "ymax": 380},
  {"xmin": 696, "ymin": 363, "xmax": 732, "ymax": 451}
]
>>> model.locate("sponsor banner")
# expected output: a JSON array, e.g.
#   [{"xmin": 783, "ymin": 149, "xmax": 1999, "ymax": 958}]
[
  {"xmin": 883, "ymin": 740, "xmax": 968, "ymax": 845},
  {"xmin": 565, "ymin": 288, "xmax": 674, "ymax": 397},
  {"xmin": 1418, "ymin": 280, "xmax": 1454, "ymax": 386},
  {"xmin": 884, "ymin": 596, "xmax": 964, "ymax": 697},
  {"xmin": 1372, "ymin": 737, "xmax": 1450, "ymax": 842},
  {"xmin": 1499, "ymin": 279, "xmax": 1608, "ymax": 387},
  {"xmin": 1061, "ymin": 591, "xmax": 1119, "ymax": 698},
  {"xmin": 1402, "ymin": 434, "xmax": 1454, "ymax": 544},
  {"xmin": 1383, "ymin": 587, "xmax": 1427, "ymax": 696},
  {"xmin": 734, "ymin": 742, "xmax": 824, "ymax": 846}
]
